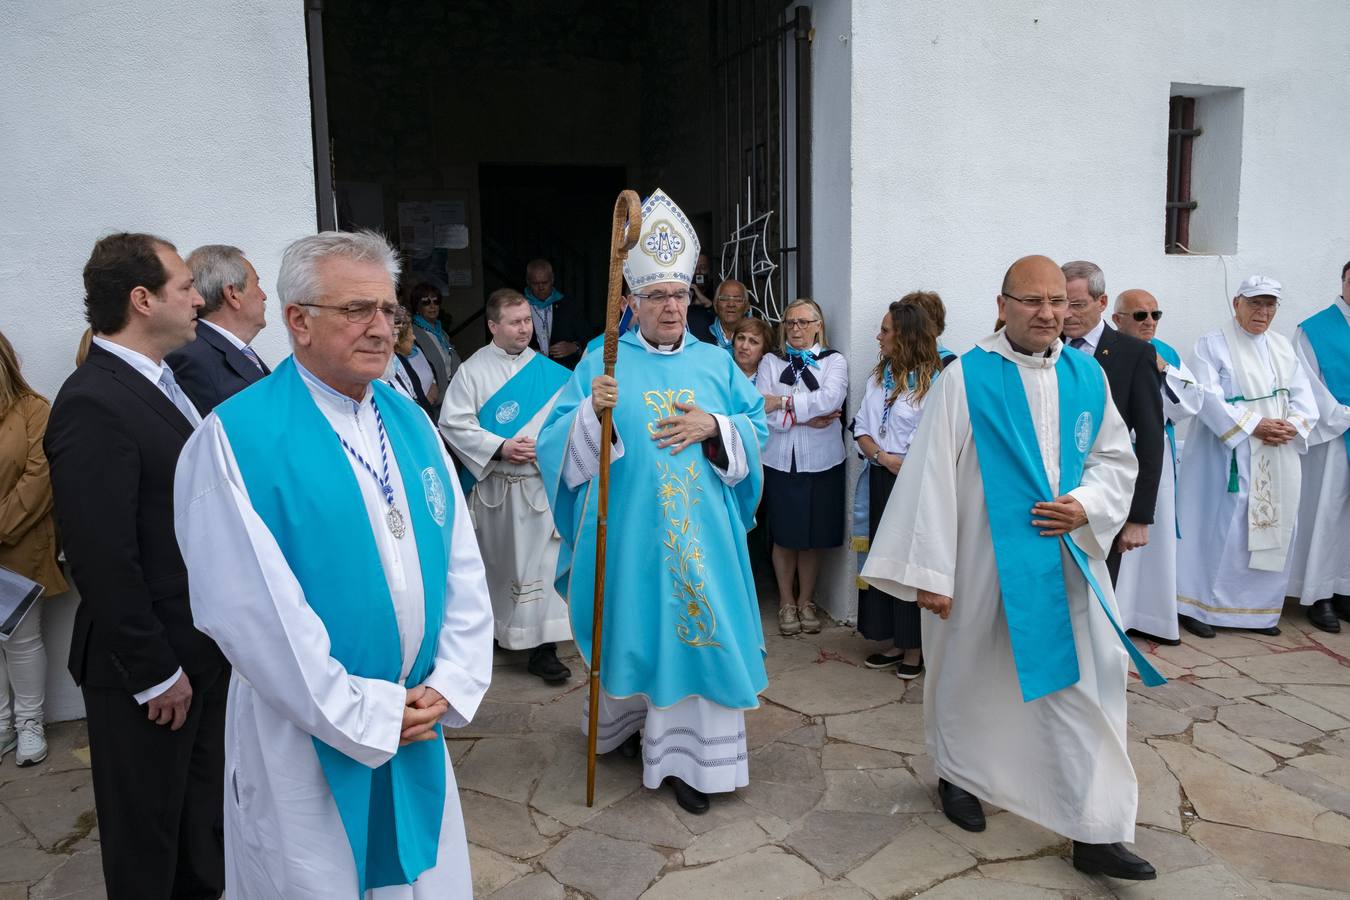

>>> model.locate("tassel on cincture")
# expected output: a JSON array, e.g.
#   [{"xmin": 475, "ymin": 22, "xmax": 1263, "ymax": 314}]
[{"xmin": 1227, "ymin": 451, "xmax": 1240, "ymax": 493}]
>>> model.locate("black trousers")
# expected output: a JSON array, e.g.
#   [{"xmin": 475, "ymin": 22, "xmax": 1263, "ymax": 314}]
[
  {"xmin": 82, "ymin": 667, "xmax": 228, "ymax": 900},
  {"xmin": 856, "ymin": 465, "xmax": 922, "ymax": 649}
]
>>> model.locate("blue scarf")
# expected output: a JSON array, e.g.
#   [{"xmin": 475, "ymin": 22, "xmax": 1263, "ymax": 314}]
[
  {"xmin": 780, "ymin": 346, "xmax": 824, "ymax": 391},
  {"xmin": 963, "ymin": 345, "xmax": 1165, "ymax": 702},
  {"xmin": 1301, "ymin": 302, "xmax": 1350, "ymax": 465},
  {"xmin": 215, "ymin": 358, "xmax": 454, "ymax": 892},
  {"xmin": 413, "ymin": 315, "xmax": 452, "ymax": 356},
  {"xmin": 1151, "ymin": 338, "xmax": 1183, "ymax": 538},
  {"xmin": 710, "ymin": 318, "xmax": 733, "ymax": 350},
  {"xmin": 528, "ymin": 288, "xmax": 564, "ymax": 309}
]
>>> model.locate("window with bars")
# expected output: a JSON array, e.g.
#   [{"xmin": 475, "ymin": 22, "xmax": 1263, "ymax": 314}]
[
  {"xmin": 1165, "ymin": 95, "xmax": 1199, "ymax": 253},
  {"xmin": 1166, "ymin": 84, "xmax": 1243, "ymax": 255}
]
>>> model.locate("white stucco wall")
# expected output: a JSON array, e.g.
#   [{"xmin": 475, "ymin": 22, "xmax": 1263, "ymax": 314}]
[
  {"xmin": 0, "ymin": 2, "xmax": 317, "ymax": 719},
  {"xmin": 818, "ymin": 0, "xmax": 1350, "ymax": 621}
]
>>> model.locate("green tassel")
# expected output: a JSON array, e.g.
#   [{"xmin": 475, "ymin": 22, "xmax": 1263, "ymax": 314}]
[{"xmin": 1227, "ymin": 451, "xmax": 1239, "ymax": 493}]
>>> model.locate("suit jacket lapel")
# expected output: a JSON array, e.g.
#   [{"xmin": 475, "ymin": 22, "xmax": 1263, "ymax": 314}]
[
  {"xmin": 87, "ymin": 344, "xmax": 195, "ymax": 441},
  {"xmin": 198, "ymin": 322, "xmax": 266, "ymax": 385},
  {"xmin": 1094, "ymin": 324, "xmax": 1117, "ymax": 361}
]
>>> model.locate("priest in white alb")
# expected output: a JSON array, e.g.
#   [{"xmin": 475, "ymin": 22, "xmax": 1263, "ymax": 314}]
[
  {"xmin": 538, "ymin": 189, "xmax": 768, "ymax": 816},
  {"xmin": 1175, "ymin": 276, "xmax": 1319, "ymax": 638},
  {"xmin": 173, "ymin": 231, "xmax": 494, "ymax": 898},
  {"xmin": 862, "ymin": 255, "xmax": 1164, "ymax": 881},
  {"xmin": 1109, "ymin": 289, "xmax": 1204, "ymax": 645},
  {"xmin": 1286, "ymin": 263, "xmax": 1350, "ymax": 633},
  {"xmin": 439, "ymin": 287, "xmax": 573, "ymax": 682}
]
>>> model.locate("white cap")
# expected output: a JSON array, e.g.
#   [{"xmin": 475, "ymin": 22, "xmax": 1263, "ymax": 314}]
[
  {"xmin": 623, "ymin": 189, "xmax": 700, "ymax": 291},
  {"xmin": 1236, "ymin": 275, "xmax": 1282, "ymax": 299}
]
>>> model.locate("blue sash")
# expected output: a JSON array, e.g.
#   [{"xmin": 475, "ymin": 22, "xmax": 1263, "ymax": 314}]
[
  {"xmin": 459, "ymin": 351, "xmax": 570, "ymax": 494},
  {"xmin": 1151, "ymin": 338, "xmax": 1183, "ymax": 538},
  {"xmin": 216, "ymin": 357, "xmax": 454, "ymax": 893},
  {"xmin": 528, "ymin": 288, "xmax": 564, "ymax": 309},
  {"xmin": 963, "ymin": 346, "xmax": 1165, "ymax": 702},
  {"xmin": 1302, "ymin": 303, "xmax": 1350, "ymax": 465}
]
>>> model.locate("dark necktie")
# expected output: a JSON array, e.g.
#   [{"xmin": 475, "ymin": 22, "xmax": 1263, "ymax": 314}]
[{"xmin": 1069, "ymin": 337, "xmax": 1088, "ymax": 351}]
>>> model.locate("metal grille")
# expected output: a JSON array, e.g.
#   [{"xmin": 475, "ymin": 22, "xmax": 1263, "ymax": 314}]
[
  {"xmin": 712, "ymin": 1, "xmax": 812, "ymax": 323},
  {"xmin": 1165, "ymin": 95, "xmax": 1200, "ymax": 253}
]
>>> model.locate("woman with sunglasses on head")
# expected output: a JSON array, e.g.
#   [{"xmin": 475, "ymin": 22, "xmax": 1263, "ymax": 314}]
[
  {"xmin": 758, "ymin": 299, "xmax": 848, "ymax": 635},
  {"xmin": 854, "ymin": 299, "xmax": 947, "ymax": 679}
]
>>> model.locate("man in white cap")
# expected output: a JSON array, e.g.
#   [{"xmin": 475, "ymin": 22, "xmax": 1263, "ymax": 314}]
[
  {"xmin": 1110, "ymin": 289, "xmax": 1205, "ymax": 645},
  {"xmin": 1285, "ymin": 261, "xmax": 1350, "ymax": 633},
  {"xmin": 1175, "ymin": 276, "xmax": 1319, "ymax": 637},
  {"xmin": 537, "ymin": 189, "xmax": 768, "ymax": 815}
]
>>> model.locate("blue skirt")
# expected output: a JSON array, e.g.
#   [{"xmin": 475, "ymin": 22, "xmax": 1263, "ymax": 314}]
[{"xmin": 763, "ymin": 460, "xmax": 845, "ymax": 550}]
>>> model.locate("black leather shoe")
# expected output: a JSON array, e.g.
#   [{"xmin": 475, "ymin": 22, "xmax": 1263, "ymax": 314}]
[
  {"xmin": 1333, "ymin": 595, "xmax": 1350, "ymax": 623},
  {"xmin": 616, "ymin": 731, "xmax": 641, "ymax": 759},
  {"xmin": 1178, "ymin": 615, "xmax": 1215, "ymax": 639},
  {"xmin": 937, "ymin": 778, "xmax": 985, "ymax": 832},
  {"xmin": 668, "ymin": 777, "xmax": 710, "ymax": 814},
  {"xmin": 1253, "ymin": 625, "xmax": 1282, "ymax": 636},
  {"xmin": 1308, "ymin": 600, "xmax": 1342, "ymax": 634},
  {"xmin": 527, "ymin": 644, "xmax": 571, "ymax": 684},
  {"xmin": 1128, "ymin": 628, "xmax": 1181, "ymax": 647},
  {"xmin": 1072, "ymin": 841, "xmax": 1157, "ymax": 880}
]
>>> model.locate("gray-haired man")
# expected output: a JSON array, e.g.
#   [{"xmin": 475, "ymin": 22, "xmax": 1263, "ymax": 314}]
[{"xmin": 166, "ymin": 244, "xmax": 270, "ymax": 414}]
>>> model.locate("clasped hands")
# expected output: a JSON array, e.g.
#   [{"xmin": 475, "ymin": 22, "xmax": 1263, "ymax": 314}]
[
  {"xmin": 915, "ymin": 494, "xmax": 1089, "ymax": 622},
  {"xmin": 591, "ymin": 375, "xmax": 717, "ymax": 454},
  {"xmin": 500, "ymin": 436, "xmax": 536, "ymax": 464},
  {"xmin": 1252, "ymin": 417, "xmax": 1297, "ymax": 446},
  {"xmin": 401, "ymin": 685, "xmax": 449, "ymax": 747}
]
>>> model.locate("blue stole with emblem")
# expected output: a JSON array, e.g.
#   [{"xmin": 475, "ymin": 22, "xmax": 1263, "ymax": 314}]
[
  {"xmin": 1302, "ymin": 303, "xmax": 1350, "ymax": 464},
  {"xmin": 963, "ymin": 346, "xmax": 1165, "ymax": 702},
  {"xmin": 460, "ymin": 351, "xmax": 570, "ymax": 494},
  {"xmin": 215, "ymin": 357, "xmax": 453, "ymax": 893},
  {"xmin": 1151, "ymin": 338, "xmax": 1183, "ymax": 537}
]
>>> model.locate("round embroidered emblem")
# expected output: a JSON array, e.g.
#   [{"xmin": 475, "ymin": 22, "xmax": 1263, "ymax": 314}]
[
  {"xmin": 1074, "ymin": 411, "xmax": 1094, "ymax": 453},
  {"xmin": 495, "ymin": 401, "xmax": 520, "ymax": 425},
  {"xmin": 421, "ymin": 467, "xmax": 447, "ymax": 526},
  {"xmin": 641, "ymin": 219, "xmax": 686, "ymax": 266}
]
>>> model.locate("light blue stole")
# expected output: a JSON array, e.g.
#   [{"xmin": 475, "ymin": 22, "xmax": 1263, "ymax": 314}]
[
  {"xmin": 1302, "ymin": 303, "xmax": 1350, "ymax": 464},
  {"xmin": 963, "ymin": 345, "xmax": 1165, "ymax": 702},
  {"xmin": 528, "ymin": 288, "xmax": 564, "ymax": 309},
  {"xmin": 709, "ymin": 318, "xmax": 735, "ymax": 350},
  {"xmin": 1151, "ymin": 338, "xmax": 1183, "ymax": 538},
  {"xmin": 459, "ymin": 351, "xmax": 570, "ymax": 494},
  {"xmin": 215, "ymin": 357, "xmax": 454, "ymax": 893}
]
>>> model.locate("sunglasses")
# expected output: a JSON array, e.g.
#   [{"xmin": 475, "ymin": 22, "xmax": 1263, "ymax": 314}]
[{"xmin": 1129, "ymin": 310, "xmax": 1163, "ymax": 322}]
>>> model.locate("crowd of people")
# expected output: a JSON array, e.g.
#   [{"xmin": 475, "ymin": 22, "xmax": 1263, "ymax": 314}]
[{"xmin": 0, "ymin": 186, "xmax": 1346, "ymax": 896}]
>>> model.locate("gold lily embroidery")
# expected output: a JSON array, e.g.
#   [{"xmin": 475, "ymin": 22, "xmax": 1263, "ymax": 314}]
[
  {"xmin": 1250, "ymin": 454, "xmax": 1278, "ymax": 530},
  {"xmin": 644, "ymin": 388, "xmax": 696, "ymax": 435}
]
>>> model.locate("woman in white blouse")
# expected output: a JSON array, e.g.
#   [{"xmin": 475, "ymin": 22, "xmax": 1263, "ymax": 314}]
[
  {"xmin": 757, "ymin": 299, "xmax": 848, "ymax": 635},
  {"xmin": 854, "ymin": 297, "xmax": 949, "ymax": 678}
]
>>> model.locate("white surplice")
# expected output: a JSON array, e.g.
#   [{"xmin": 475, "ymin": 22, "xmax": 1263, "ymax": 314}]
[
  {"xmin": 438, "ymin": 343, "xmax": 571, "ymax": 649},
  {"xmin": 563, "ymin": 332, "xmax": 752, "ymax": 794},
  {"xmin": 1114, "ymin": 353, "xmax": 1205, "ymax": 640},
  {"xmin": 173, "ymin": 364, "xmax": 494, "ymax": 900},
  {"xmin": 1175, "ymin": 327, "xmax": 1319, "ymax": 628},
  {"xmin": 1285, "ymin": 299, "xmax": 1350, "ymax": 606},
  {"xmin": 861, "ymin": 332, "xmax": 1141, "ymax": 844}
]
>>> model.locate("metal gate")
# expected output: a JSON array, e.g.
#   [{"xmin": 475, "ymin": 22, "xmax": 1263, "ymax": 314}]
[{"xmin": 711, "ymin": 1, "xmax": 812, "ymax": 323}]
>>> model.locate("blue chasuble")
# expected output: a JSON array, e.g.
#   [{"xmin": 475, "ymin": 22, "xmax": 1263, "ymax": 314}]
[
  {"xmin": 537, "ymin": 331, "xmax": 769, "ymax": 709},
  {"xmin": 962, "ymin": 346, "xmax": 1165, "ymax": 702},
  {"xmin": 1152, "ymin": 338, "xmax": 1183, "ymax": 537},
  {"xmin": 215, "ymin": 357, "xmax": 454, "ymax": 893},
  {"xmin": 1302, "ymin": 303, "xmax": 1350, "ymax": 465},
  {"xmin": 459, "ymin": 351, "xmax": 570, "ymax": 494}
]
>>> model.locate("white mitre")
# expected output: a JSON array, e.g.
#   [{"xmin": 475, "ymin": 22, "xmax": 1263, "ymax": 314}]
[{"xmin": 623, "ymin": 188, "xmax": 700, "ymax": 290}]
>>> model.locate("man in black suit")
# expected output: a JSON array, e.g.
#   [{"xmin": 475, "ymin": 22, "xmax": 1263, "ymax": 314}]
[
  {"xmin": 46, "ymin": 233, "xmax": 228, "ymax": 899},
  {"xmin": 1061, "ymin": 260, "xmax": 1165, "ymax": 583},
  {"xmin": 167, "ymin": 244, "xmax": 270, "ymax": 414},
  {"xmin": 525, "ymin": 257, "xmax": 595, "ymax": 369}
]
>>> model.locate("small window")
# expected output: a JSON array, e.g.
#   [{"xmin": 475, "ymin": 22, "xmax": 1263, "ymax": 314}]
[{"xmin": 1166, "ymin": 84, "xmax": 1243, "ymax": 255}]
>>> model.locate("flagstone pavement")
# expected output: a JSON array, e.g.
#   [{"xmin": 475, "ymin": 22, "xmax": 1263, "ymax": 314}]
[{"xmin": 5, "ymin": 598, "xmax": 1350, "ymax": 899}]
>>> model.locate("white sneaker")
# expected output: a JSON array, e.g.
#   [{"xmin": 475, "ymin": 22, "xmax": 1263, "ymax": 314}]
[
  {"xmin": 15, "ymin": 720, "xmax": 46, "ymax": 767},
  {"xmin": 0, "ymin": 727, "xmax": 14, "ymax": 763}
]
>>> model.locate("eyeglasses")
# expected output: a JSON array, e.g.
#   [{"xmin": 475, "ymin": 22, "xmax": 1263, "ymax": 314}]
[
  {"xmin": 784, "ymin": 317, "xmax": 820, "ymax": 329},
  {"xmin": 634, "ymin": 289, "xmax": 691, "ymax": 305},
  {"xmin": 1003, "ymin": 295, "xmax": 1068, "ymax": 310},
  {"xmin": 1239, "ymin": 297, "xmax": 1280, "ymax": 311},
  {"xmin": 1129, "ymin": 310, "xmax": 1164, "ymax": 321},
  {"xmin": 298, "ymin": 300, "xmax": 403, "ymax": 324},
  {"xmin": 715, "ymin": 294, "xmax": 747, "ymax": 303}
]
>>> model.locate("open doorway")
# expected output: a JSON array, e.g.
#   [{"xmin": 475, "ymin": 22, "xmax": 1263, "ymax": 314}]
[{"xmin": 313, "ymin": 0, "xmax": 810, "ymax": 355}]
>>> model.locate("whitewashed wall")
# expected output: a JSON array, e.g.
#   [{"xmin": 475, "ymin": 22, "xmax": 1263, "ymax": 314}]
[
  {"xmin": 0, "ymin": 2, "xmax": 316, "ymax": 719},
  {"xmin": 811, "ymin": 0, "xmax": 1350, "ymax": 621}
]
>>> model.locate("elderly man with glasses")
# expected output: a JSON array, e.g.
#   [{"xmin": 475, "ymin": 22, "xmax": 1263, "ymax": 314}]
[
  {"xmin": 173, "ymin": 230, "xmax": 494, "ymax": 896},
  {"xmin": 1175, "ymin": 276, "xmax": 1319, "ymax": 638},
  {"xmin": 538, "ymin": 189, "xmax": 768, "ymax": 816},
  {"xmin": 1108, "ymin": 289, "xmax": 1206, "ymax": 645}
]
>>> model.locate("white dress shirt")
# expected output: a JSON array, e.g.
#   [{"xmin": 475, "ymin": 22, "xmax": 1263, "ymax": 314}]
[
  {"xmin": 854, "ymin": 369, "xmax": 929, "ymax": 458},
  {"xmin": 1068, "ymin": 317, "xmax": 1107, "ymax": 356},
  {"xmin": 758, "ymin": 345, "xmax": 849, "ymax": 472}
]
